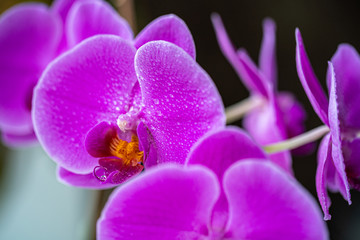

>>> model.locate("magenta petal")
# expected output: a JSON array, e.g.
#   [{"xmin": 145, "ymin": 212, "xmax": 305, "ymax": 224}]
[
  {"xmin": 329, "ymin": 44, "xmax": 360, "ymax": 130},
  {"xmin": 186, "ymin": 126, "xmax": 266, "ymax": 180},
  {"xmin": 277, "ymin": 92, "xmax": 314, "ymax": 155},
  {"xmin": 342, "ymin": 138, "xmax": 360, "ymax": 180},
  {"xmin": 137, "ymin": 122, "xmax": 157, "ymax": 168},
  {"xmin": 186, "ymin": 126, "xmax": 266, "ymax": 233},
  {"xmin": 237, "ymin": 49, "xmax": 270, "ymax": 97},
  {"xmin": 97, "ymin": 164, "xmax": 220, "ymax": 240},
  {"xmin": 259, "ymin": 18, "xmax": 277, "ymax": 87},
  {"xmin": 0, "ymin": 3, "xmax": 61, "ymax": 135},
  {"xmin": 52, "ymin": 0, "xmax": 84, "ymax": 22},
  {"xmin": 84, "ymin": 121, "xmax": 129, "ymax": 158},
  {"xmin": 224, "ymin": 161, "xmax": 328, "ymax": 240},
  {"xmin": 135, "ymin": 41, "xmax": 225, "ymax": 165},
  {"xmin": 2, "ymin": 131, "xmax": 37, "ymax": 148},
  {"xmin": 134, "ymin": 14, "xmax": 195, "ymax": 59},
  {"xmin": 328, "ymin": 62, "xmax": 351, "ymax": 204},
  {"xmin": 66, "ymin": 0, "xmax": 133, "ymax": 48},
  {"xmin": 57, "ymin": 166, "xmax": 117, "ymax": 189},
  {"xmin": 33, "ymin": 35, "xmax": 137, "ymax": 173},
  {"xmin": 243, "ymin": 100, "xmax": 293, "ymax": 174},
  {"xmin": 295, "ymin": 29, "xmax": 329, "ymax": 125},
  {"xmin": 316, "ymin": 133, "xmax": 333, "ymax": 220},
  {"xmin": 211, "ymin": 14, "xmax": 268, "ymax": 97}
]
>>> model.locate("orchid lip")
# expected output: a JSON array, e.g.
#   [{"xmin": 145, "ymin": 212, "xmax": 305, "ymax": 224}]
[{"xmin": 92, "ymin": 134, "xmax": 144, "ymax": 184}]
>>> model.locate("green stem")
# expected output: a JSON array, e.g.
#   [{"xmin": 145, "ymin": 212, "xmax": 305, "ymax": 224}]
[
  {"xmin": 225, "ymin": 97, "xmax": 264, "ymax": 124},
  {"xmin": 263, "ymin": 125, "xmax": 330, "ymax": 153}
]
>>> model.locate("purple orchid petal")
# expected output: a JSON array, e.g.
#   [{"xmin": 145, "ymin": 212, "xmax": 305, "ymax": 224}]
[
  {"xmin": 237, "ymin": 49, "xmax": 271, "ymax": 97},
  {"xmin": 259, "ymin": 18, "xmax": 277, "ymax": 87},
  {"xmin": 33, "ymin": 35, "xmax": 137, "ymax": 174},
  {"xmin": 57, "ymin": 166, "xmax": 117, "ymax": 189},
  {"xmin": 51, "ymin": 0, "xmax": 87, "ymax": 22},
  {"xmin": 329, "ymin": 44, "xmax": 360, "ymax": 131},
  {"xmin": 211, "ymin": 13, "xmax": 268, "ymax": 97},
  {"xmin": 94, "ymin": 157, "xmax": 144, "ymax": 184},
  {"xmin": 328, "ymin": 62, "xmax": 351, "ymax": 204},
  {"xmin": 97, "ymin": 164, "xmax": 220, "ymax": 240},
  {"xmin": 66, "ymin": 0, "xmax": 133, "ymax": 48},
  {"xmin": 224, "ymin": 160, "xmax": 328, "ymax": 240},
  {"xmin": 277, "ymin": 92, "xmax": 315, "ymax": 155},
  {"xmin": 316, "ymin": 133, "xmax": 333, "ymax": 220},
  {"xmin": 186, "ymin": 126, "xmax": 266, "ymax": 233},
  {"xmin": 135, "ymin": 41, "xmax": 225, "ymax": 165},
  {"xmin": 134, "ymin": 14, "xmax": 195, "ymax": 59},
  {"xmin": 0, "ymin": 3, "xmax": 62, "ymax": 136},
  {"xmin": 137, "ymin": 122, "xmax": 157, "ymax": 168},
  {"xmin": 295, "ymin": 29, "xmax": 329, "ymax": 125},
  {"xmin": 243, "ymin": 99, "xmax": 293, "ymax": 174},
  {"xmin": 186, "ymin": 126, "xmax": 266, "ymax": 180},
  {"xmin": 1, "ymin": 131, "xmax": 37, "ymax": 148},
  {"xmin": 342, "ymin": 138, "xmax": 360, "ymax": 181}
]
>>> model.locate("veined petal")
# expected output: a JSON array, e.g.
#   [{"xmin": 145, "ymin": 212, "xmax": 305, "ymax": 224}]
[
  {"xmin": 211, "ymin": 13, "xmax": 268, "ymax": 97},
  {"xmin": 66, "ymin": 0, "xmax": 133, "ymax": 48},
  {"xmin": 135, "ymin": 41, "xmax": 225, "ymax": 165},
  {"xmin": 57, "ymin": 166, "xmax": 117, "ymax": 189},
  {"xmin": 259, "ymin": 18, "xmax": 277, "ymax": 87},
  {"xmin": 224, "ymin": 161, "xmax": 328, "ymax": 240},
  {"xmin": 33, "ymin": 35, "xmax": 137, "ymax": 173},
  {"xmin": 328, "ymin": 62, "xmax": 351, "ymax": 204},
  {"xmin": 186, "ymin": 126, "xmax": 266, "ymax": 233},
  {"xmin": 295, "ymin": 29, "xmax": 329, "ymax": 125},
  {"xmin": 134, "ymin": 14, "xmax": 195, "ymax": 59},
  {"xmin": 0, "ymin": 3, "xmax": 62, "ymax": 135},
  {"xmin": 329, "ymin": 44, "xmax": 360, "ymax": 131},
  {"xmin": 316, "ymin": 133, "xmax": 333, "ymax": 220},
  {"xmin": 97, "ymin": 164, "xmax": 219, "ymax": 240}
]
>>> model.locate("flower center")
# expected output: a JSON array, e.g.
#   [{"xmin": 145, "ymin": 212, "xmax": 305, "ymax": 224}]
[
  {"xmin": 109, "ymin": 135, "xmax": 144, "ymax": 166},
  {"xmin": 93, "ymin": 134, "xmax": 144, "ymax": 184}
]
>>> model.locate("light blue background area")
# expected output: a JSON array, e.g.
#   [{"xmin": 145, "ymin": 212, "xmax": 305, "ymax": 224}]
[{"xmin": 0, "ymin": 146, "xmax": 98, "ymax": 240}]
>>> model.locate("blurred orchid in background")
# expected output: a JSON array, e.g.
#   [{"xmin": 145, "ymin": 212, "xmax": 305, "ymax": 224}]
[
  {"xmin": 98, "ymin": 127, "xmax": 328, "ymax": 240},
  {"xmin": 212, "ymin": 14, "xmax": 312, "ymax": 175},
  {"xmin": 296, "ymin": 30, "xmax": 360, "ymax": 220},
  {"xmin": 0, "ymin": 0, "xmax": 133, "ymax": 147}
]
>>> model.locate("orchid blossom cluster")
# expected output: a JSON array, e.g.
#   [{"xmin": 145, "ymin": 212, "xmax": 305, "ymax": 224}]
[{"xmin": 1, "ymin": 0, "xmax": 359, "ymax": 239}]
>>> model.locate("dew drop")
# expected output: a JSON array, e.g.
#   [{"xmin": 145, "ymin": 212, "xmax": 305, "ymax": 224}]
[{"xmin": 94, "ymin": 166, "xmax": 108, "ymax": 182}]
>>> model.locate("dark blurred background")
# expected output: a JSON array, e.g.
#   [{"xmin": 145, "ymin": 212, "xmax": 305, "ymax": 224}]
[{"xmin": 1, "ymin": 0, "xmax": 360, "ymax": 239}]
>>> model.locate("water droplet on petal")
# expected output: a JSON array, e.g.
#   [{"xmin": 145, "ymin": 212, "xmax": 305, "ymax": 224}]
[{"xmin": 94, "ymin": 166, "xmax": 108, "ymax": 182}]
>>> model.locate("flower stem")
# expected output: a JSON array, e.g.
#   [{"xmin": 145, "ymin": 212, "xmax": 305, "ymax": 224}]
[
  {"xmin": 264, "ymin": 125, "xmax": 330, "ymax": 153},
  {"xmin": 225, "ymin": 97, "xmax": 264, "ymax": 124}
]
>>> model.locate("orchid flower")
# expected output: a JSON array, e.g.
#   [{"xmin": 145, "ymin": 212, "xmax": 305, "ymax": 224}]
[
  {"xmin": 33, "ymin": 30, "xmax": 225, "ymax": 189},
  {"xmin": 212, "ymin": 14, "xmax": 311, "ymax": 175},
  {"xmin": 0, "ymin": 0, "xmax": 133, "ymax": 147},
  {"xmin": 98, "ymin": 127, "xmax": 328, "ymax": 240},
  {"xmin": 296, "ymin": 29, "xmax": 360, "ymax": 219}
]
